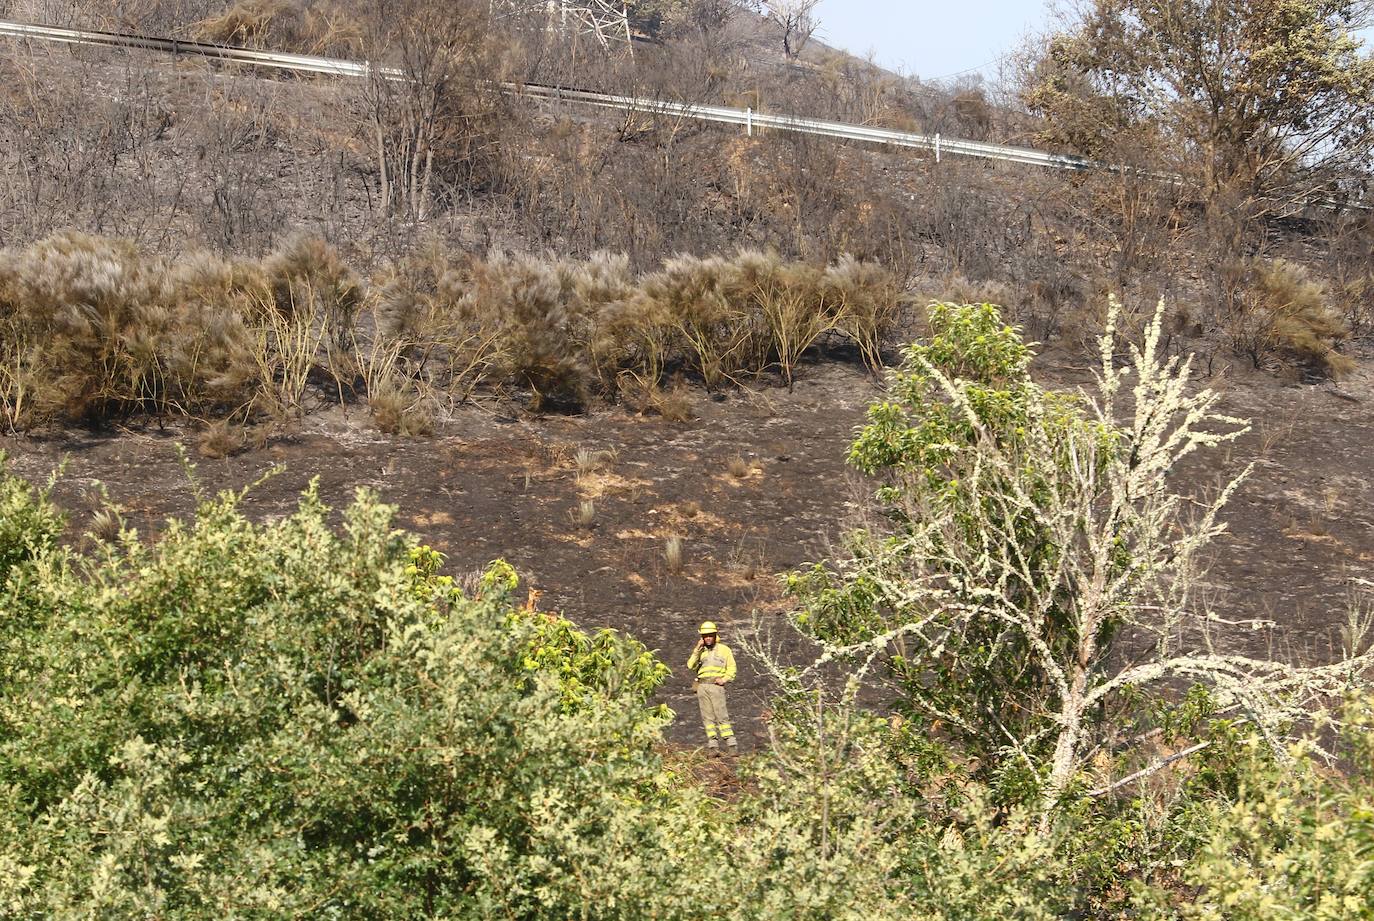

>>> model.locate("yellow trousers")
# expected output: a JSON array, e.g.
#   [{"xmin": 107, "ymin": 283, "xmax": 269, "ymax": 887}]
[{"xmin": 695, "ymin": 681, "xmax": 735, "ymax": 748}]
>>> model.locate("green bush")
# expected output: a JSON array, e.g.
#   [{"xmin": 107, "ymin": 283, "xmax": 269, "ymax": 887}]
[
  {"xmin": 1143, "ymin": 697, "xmax": 1374, "ymax": 920},
  {"xmin": 1, "ymin": 452, "xmax": 1369, "ymax": 917},
  {"xmin": 729, "ymin": 693, "xmax": 1073, "ymax": 921},
  {"xmin": 0, "ymin": 475, "xmax": 699, "ymax": 918},
  {"xmin": 789, "ymin": 302, "xmax": 1098, "ymax": 791},
  {"xmin": 0, "ymin": 452, "xmax": 63, "ymax": 586},
  {"xmin": 0, "ymin": 459, "xmax": 1089, "ymax": 920}
]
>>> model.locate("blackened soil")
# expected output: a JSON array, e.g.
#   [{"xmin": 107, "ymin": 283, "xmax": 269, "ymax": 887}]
[{"xmin": 6, "ymin": 360, "xmax": 1373, "ymax": 746}]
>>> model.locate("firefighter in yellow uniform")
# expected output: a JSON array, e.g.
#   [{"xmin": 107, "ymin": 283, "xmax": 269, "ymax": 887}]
[{"xmin": 687, "ymin": 621, "xmax": 737, "ymax": 754}]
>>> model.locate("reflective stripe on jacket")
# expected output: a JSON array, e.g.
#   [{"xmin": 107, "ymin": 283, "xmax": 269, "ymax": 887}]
[{"xmin": 687, "ymin": 642, "xmax": 736, "ymax": 682}]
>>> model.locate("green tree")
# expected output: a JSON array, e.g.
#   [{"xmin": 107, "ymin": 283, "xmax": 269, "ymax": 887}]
[
  {"xmin": 1025, "ymin": 0, "xmax": 1374, "ymax": 211},
  {"xmin": 783, "ymin": 300, "xmax": 1374, "ymax": 815}
]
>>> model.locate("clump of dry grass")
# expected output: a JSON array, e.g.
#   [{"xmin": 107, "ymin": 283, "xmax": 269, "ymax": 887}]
[
  {"xmin": 572, "ymin": 499, "xmax": 596, "ymax": 529},
  {"xmin": 0, "ymin": 232, "xmax": 263, "ymax": 426},
  {"xmin": 85, "ymin": 507, "xmax": 124, "ymax": 544},
  {"xmin": 369, "ymin": 379, "xmax": 435, "ymax": 437},
  {"xmin": 464, "ymin": 252, "xmax": 593, "ymax": 411},
  {"xmin": 826, "ymin": 255, "xmax": 910, "ymax": 371},
  {"xmin": 650, "ymin": 383, "xmax": 695, "ymax": 422},
  {"xmin": 574, "ymin": 447, "xmax": 611, "ymax": 480},
  {"xmin": 362, "ymin": 248, "xmax": 505, "ymax": 415},
  {"xmin": 641, "ymin": 253, "xmax": 755, "ymax": 390},
  {"xmin": 1227, "ymin": 259, "xmax": 1354, "ymax": 380},
  {"xmin": 0, "ymin": 237, "xmax": 910, "ymax": 429},
  {"xmin": 726, "ymin": 455, "xmax": 752, "ymax": 478},
  {"xmin": 664, "ymin": 535, "xmax": 684, "ymax": 573},
  {"xmin": 263, "ymin": 234, "xmax": 362, "ymax": 349},
  {"xmin": 0, "ymin": 318, "xmax": 38, "ymax": 433},
  {"xmin": 745, "ymin": 254, "xmax": 837, "ymax": 388},
  {"xmin": 587, "ymin": 255, "xmax": 667, "ymax": 388},
  {"xmin": 198, "ymin": 419, "xmax": 248, "ymax": 459},
  {"xmin": 195, "ymin": 0, "xmax": 363, "ymax": 55}
]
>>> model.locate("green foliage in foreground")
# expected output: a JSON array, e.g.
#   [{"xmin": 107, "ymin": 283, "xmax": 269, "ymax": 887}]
[
  {"xmin": 0, "ymin": 451, "xmax": 63, "ymax": 584},
  {"xmin": 1, "ymin": 434, "xmax": 1372, "ymax": 917},
  {"xmin": 1163, "ymin": 700, "xmax": 1374, "ymax": 921},
  {"xmin": 0, "ymin": 456, "xmax": 1075, "ymax": 919},
  {"xmin": 0, "ymin": 472, "xmax": 696, "ymax": 918},
  {"xmin": 788, "ymin": 302, "xmax": 1126, "ymax": 798}
]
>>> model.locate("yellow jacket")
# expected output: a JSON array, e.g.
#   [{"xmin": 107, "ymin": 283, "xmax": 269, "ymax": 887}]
[{"xmin": 687, "ymin": 642, "xmax": 736, "ymax": 683}]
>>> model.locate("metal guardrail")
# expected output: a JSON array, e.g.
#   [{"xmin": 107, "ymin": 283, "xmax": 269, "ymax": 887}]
[
  {"xmin": 518, "ymin": 84, "xmax": 1098, "ymax": 171},
  {"xmin": 0, "ymin": 18, "xmax": 1098, "ymax": 173},
  {"xmin": 0, "ymin": 17, "xmax": 1365, "ymax": 211},
  {"xmin": 0, "ymin": 20, "xmax": 375, "ymax": 77}
]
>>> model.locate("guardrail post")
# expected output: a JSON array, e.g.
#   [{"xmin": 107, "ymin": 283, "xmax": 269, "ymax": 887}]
[
  {"xmin": 746, "ymin": 107, "xmax": 753, "ymax": 137},
  {"xmin": 935, "ymin": 133, "xmax": 940, "ymax": 163}
]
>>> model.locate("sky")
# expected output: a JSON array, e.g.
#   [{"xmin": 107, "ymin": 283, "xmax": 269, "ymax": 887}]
[
  {"xmin": 814, "ymin": 0, "xmax": 1056, "ymax": 83},
  {"xmin": 814, "ymin": 1, "xmax": 1374, "ymax": 85}
]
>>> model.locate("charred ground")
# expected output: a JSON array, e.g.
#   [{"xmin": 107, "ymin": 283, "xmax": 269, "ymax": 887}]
[{"xmin": 6, "ymin": 355, "xmax": 1372, "ymax": 745}]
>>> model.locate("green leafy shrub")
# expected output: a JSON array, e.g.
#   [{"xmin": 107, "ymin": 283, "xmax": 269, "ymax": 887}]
[
  {"xmin": 734, "ymin": 693, "xmax": 1073, "ymax": 921},
  {"xmin": 784, "ymin": 298, "xmax": 1365, "ymax": 837},
  {"xmin": 2, "ymin": 451, "xmax": 1369, "ymax": 917},
  {"xmin": 0, "ymin": 451, "xmax": 63, "ymax": 586},
  {"xmin": 0, "ymin": 459, "xmax": 1102, "ymax": 920},
  {"xmin": 1124, "ymin": 696, "xmax": 1374, "ymax": 920},
  {"xmin": 0, "ymin": 478, "xmax": 697, "ymax": 918},
  {"xmin": 790, "ymin": 302, "xmax": 1091, "ymax": 785}
]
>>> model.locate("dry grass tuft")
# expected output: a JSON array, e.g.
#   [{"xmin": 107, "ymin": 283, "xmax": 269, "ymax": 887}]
[
  {"xmin": 1228, "ymin": 259, "xmax": 1354, "ymax": 380},
  {"xmin": 726, "ymin": 455, "xmax": 752, "ymax": 479},
  {"xmin": 0, "ymin": 232, "xmax": 262, "ymax": 425},
  {"xmin": 262, "ymin": 235, "xmax": 362, "ymax": 346},
  {"xmin": 198, "ymin": 420, "xmax": 248, "ymax": 459},
  {"xmin": 620, "ymin": 376, "xmax": 694, "ymax": 422},
  {"xmin": 466, "ymin": 252, "xmax": 592, "ymax": 411},
  {"xmin": 664, "ymin": 535, "xmax": 684, "ymax": 573},
  {"xmin": 652, "ymin": 383, "xmax": 696, "ymax": 422},
  {"xmin": 0, "ymin": 237, "xmax": 909, "ymax": 428},
  {"xmin": 573, "ymin": 499, "xmax": 597, "ymax": 529},
  {"xmin": 195, "ymin": 0, "xmax": 363, "ymax": 55},
  {"xmin": 574, "ymin": 447, "xmax": 607, "ymax": 479},
  {"xmin": 85, "ymin": 507, "xmax": 124, "ymax": 544},
  {"xmin": 827, "ymin": 255, "xmax": 910, "ymax": 371},
  {"xmin": 369, "ymin": 379, "xmax": 434, "ymax": 437}
]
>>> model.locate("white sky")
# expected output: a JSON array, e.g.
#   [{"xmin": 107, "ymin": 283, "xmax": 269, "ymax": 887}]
[
  {"xmin": 814, "ymin": 0, "xmax": 1055, "ymax": 82},
  {"xmin": 815, "ymin": 1, "xmax": 1374, "ymax": 84}
]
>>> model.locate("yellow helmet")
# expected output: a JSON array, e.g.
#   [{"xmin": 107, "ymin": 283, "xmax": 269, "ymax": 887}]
[{"xmin": 698, "ymin": 621, "xmax": 718, "ymax": 635}]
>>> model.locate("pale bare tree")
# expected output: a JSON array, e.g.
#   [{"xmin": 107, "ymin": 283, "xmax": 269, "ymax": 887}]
[
  {"xmin": 761, "ymin": 0, "xmax": 819, "ymax": 60},
  {"xmin": 756, "ymin": 300, "xmax": 1374, "ymax": 823}
]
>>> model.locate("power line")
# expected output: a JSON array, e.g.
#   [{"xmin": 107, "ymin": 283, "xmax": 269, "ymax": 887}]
[{"xmin": 924, "ymin": 49, "xmax": 1017, "ymax": 83}]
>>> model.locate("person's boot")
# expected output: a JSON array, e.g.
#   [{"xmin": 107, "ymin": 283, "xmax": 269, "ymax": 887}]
[{"xmin": 707, "ymin": 743, "xmax": 721, "ymax": 759}]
